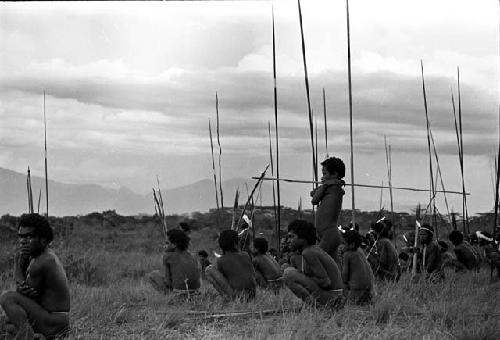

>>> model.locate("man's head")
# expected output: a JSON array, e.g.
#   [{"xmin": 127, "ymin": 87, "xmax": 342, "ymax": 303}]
[
  {"xmin": 371, "ymin": 221, "xmax": 389, "ymax": 238},
  {"xmin": 18, "ymin": 213, "xmax": 53, "ymax": 256},
  {"xmin": 166, "ymin": 229, "xmax": 190, "ymax": 251},
  {"xmin": 218, "ymin": 229, "xmax": 238, "ymax": 253},
  {"xmin": 320, "ymin": 156, "xmax": 345, "ymax": 180},
  {"xmin": 254, "ymin": 237, "xmax": 268, "ymax": 254},
  {"xmin": 418, "ymin": 224, "xmax": 434, "ymax": 245},
  {"xmin": 344, "ymin": 230, "xmax": 362, "ymax": 250},
  {"xmin": 287, "ymin": 220, "xmax": 316, "ymax": 251},
  {"xmin": 449, "ymin": 230, "xmax": 464, "ymax": 246}
]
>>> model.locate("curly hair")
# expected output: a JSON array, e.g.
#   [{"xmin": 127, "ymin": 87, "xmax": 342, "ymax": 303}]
[
  {"xmin": 288, "ymin": 219, "xmax": 317, "ymax": 246},
  {"xmin": 19, "ymin": 213, "xmax": 53, "ymax": 243},
  {"xmin": 166, "ymin": 229, "xmax": 190, "ymax": 251},
  {"xmin": 320, "ymin": 157, "xmax": 345, "ymax": 179},
  {"xmin": 254, "ymin": 237, "xmax": 269, "ymax": 254},
  {"xmin": 218, "ymin": 229, "xmax": 238, "ymax": 252}
]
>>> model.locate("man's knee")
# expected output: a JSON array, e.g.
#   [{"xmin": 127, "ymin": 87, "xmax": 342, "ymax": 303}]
[{"xmin": 283, "ymin": 267, "xmax": 301, "ymax": 284}]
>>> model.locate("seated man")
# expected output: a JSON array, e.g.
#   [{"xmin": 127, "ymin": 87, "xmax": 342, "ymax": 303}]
[
  {"xmin": 0, "ymin": 214, "xmax": 70, "ymax": 339},
  {"xmin": 342, "ymin": 230, "xmax": 374, "ymax": 305},
  {"xmin": 146, "ymin": 229, "xmax": 200, "ymax": 294},
  {"xmin": 283, "ymin": 220, "xmax": 345, "ymax": 310},
  {"xmin": 205, "ymin": 230, "xmax": 257, "ymax": 300},
  {"xmin": 445, "ymin": 231, "xmax": 479, "ymax": 272},
  {"xmin": 416, "ymin": 224, "xmax": 444, "ymax": 282},
  {"xmin": 252, "ymin": 237, "xmax": 283, "ymax": 290},
  {"xmin": 367, "ymin": 221, "xmax": 400, "ymax": 281}
]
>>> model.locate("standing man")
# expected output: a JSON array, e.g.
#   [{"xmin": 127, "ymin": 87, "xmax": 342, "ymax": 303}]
[
  {"xmin": 0, "ymin": 214, "xmax": 70, "ymax": 339},
  {"xmin": 310, "ymin": 156, "xmax": 346, "ymax": 264}
]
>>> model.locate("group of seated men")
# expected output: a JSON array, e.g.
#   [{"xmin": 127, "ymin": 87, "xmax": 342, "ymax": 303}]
[{"xmin": 1, "ymin": 212, "xmax": 499, "ymax": 339}]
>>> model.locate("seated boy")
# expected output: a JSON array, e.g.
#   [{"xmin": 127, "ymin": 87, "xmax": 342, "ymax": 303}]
[
  {"xmin": 342, "ymin": 230, "xmax": 374, "ymax": 305},
  {"xmin": 446, "ymin": 230, "xmax": 479, "ymax": 272},
  {"xmin": 146, "ymin": 229, "xmax": 200, "ymax": 294},
  {"xmin": 252, "ymin": 237, "xmax": 283, "ymax": 290},
  {"xmin": 0, "ymin": 214, "xmax": 70, "ymax": 339},
  {"xmin": 283, "ymin": 220, "xmax": 345, "ymax": 310},
  {"xmin": 205, "ymin": 230, "xmax": 257, "ymax": 300},
  {"xmin": 197, "ymin": 250, "xmax": 211, "ymax": 280}
]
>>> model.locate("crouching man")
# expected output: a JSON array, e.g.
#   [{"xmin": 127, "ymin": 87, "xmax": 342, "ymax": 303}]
[
  {"xmin": 283, "ymin": 220, "xmax": 345, "ymax": 310},
  {"xmin": 0, "ymin": 213, "xmax": 70, "ymax": 339}
]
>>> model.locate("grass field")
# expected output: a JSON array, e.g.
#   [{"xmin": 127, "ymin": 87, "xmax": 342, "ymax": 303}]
[{"xmin": 1, "ymin": 217, "xmax": 499, "ymax": 340}]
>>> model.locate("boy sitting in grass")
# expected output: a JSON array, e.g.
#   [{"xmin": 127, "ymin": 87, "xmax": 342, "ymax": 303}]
[
  {"xmin": 283, "ymin": 220, "xmax": 345, "ymax": 310},
  {"xmin": 146, "ymin": 229, "xmax": 200, "ymax": 294},
  {"xmin": 342, "ymin": 230, "xmax": 374, "ymax": 305},
  {"xmin": 445, "ymin": 230, "xmax": 479, "ymax": 272},
  {"xmin": 310, "ymin": 156, "xmax": 346, "ymax": 264},
  {"xmin": 205, "ymin": 230, "xmax": 257, "ymax": 300},
  {"xmin": 252, "ymin": 237, "xmax": 283, "ymax": 290}
]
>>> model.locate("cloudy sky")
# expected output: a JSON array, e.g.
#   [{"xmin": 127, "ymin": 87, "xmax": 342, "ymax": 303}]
[{"xmin": 1, "ymin": 0, "xmax": 499, "ymax": 215}]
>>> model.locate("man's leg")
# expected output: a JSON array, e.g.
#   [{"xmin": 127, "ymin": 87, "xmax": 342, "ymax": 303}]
[
  {"xmin": 204, "ymin": 265, "xmax": 234, "ymax": 299},
  {"xmin": 319, "ymin": 228, "xmax": 342, "ymax": 265},
  {"xmin": 0, "ymin": 291, "xmax": 69, "ymax": 338},
  {"xmin": 283, "ymin": 267, "xmax": 320, "ymax": 305},
  {"xmin": 145, "ymin": 270, "xmax": 168, "ymax": 294},
  {"xmin": 254, "ymin": 271, "xmax": 267, "ymax": 288}
]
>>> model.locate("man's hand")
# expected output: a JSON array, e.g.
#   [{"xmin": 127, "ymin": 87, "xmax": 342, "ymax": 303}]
[{"xmin": 16, "ymin": 281, "xmax": 39, "ymax": 298}]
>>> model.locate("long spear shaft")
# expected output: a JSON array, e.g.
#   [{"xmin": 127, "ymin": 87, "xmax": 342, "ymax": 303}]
[
  {"xmin": 429, "ymin": 128, "xmax": 451, "ymax": 226},
  {"xmin": 44, "ymin": 91, "xmax": 49, "ymax": 217},
  {"xmin": 457, "ymin": 67, "xmax": 470, "ymax": 234},
  {"xmin": 255, "ymin": 177, "xmax": 469, "ymax": 195},
  {"xmin": 208, "ymin": 119, "xmax": 220, "ymax": 215},
  {"xmin": 420, "ymin": 60, "xmax": 437, "ymax": 233},
  {"xmin": 297, "ymin": 0, "xmax": 318, "ymax": 186},
  {"xmin": 272, "ymin": 7, "xmax": 281, "ymax": 257},
  {"xmin": 215, "ymin": 92, "xmax": 224, "ymax": 210},
  {"xmin": 237, "ymin": 165, "xmax": 270, "ymax": 228},
  {"xmin": 346, "ymin": 0, "xmax": 356, "ymax": 226},
  {"xmin": 384, "ymin": 136, "xmax": 394, "ymax": 223},
  {"xmin": 323, "ymin": 88, "xmax": 328, "ymax": 157},
  {"xmin": 268, "ymin": 121, "xmax": 278, "ymax": 236}
]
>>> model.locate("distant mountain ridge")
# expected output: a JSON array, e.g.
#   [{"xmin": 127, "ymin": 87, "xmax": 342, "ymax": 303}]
[{"xmin": 1, "ymin": 167, "xmax": 413, "ymax": 216}]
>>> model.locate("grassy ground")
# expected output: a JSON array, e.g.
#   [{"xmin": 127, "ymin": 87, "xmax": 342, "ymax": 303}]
[{"xmin": 1, "ymin": 222, "xmax": 499, "ymax": 340}]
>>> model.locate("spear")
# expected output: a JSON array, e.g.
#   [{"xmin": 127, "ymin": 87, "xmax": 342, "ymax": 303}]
[
  {"xmin": 323, "ymin": 88, "xmax": 328, "ymax": 157},
  {"xmin": 297, "ymin": 0, "xmax": 318, "ymax": 186},
  {"xmin": 27, "ymin": 167, "xmax": 34, "ymax": 213},
  {"xmin": 346, "ymin": 0, "xmax": 356, "ymax": 226},
  {"xmin": 412, "ymin": 203, "xmax": 421, "ymax": 277},
  {"xmin": 215, "ymin": 92, "xmax": 224, "ymax": 210},
  {"xmin": 429, "ymin": 128, "xmax": 452, "ymax": 228},
  {"xmin": 208, "ymin": 119, "xmax": 220, "ymax": 215},
  {"xmin": 420, "ymin": 60, "xmax": 437, "ymax": 234},
  {"xmin": 451, "ymin": 88, "xmax": 469, "ymax": 234},
  {"xmin": 298, "ymin": 197, "xmax": 303, "ymax": 219},
  {"xmin": 255, "ymin": 177, "xmax": 468, "ymax": 195},
  {"xmin": 236, "ymin": 165, "xmax": 270, "ymax": 228},
  {"xmin": 272, "ymin": 7, "xmax": 282, "ymax": 257},
  {"xmin": 268, "ymin": 121, "xmax": 278, "ymax": 235},
  {"xmin": 379, "ymin": 180, "xmax": 384, "ymax": 212},
  {"xmin": 384, "ymin": 136, "xmax": 394, "ymax": 223},
  {"xmin": 37, "ymin": 188, "xmax": 42, "ymax": 214},
  {"xmin": 457, "ymin": 67, "xmax": 470, "ymax": 234},
  {"xmin": 43, "ymin": 91, "xmax": 49, "ymax": 217},
  {"xmin": 230, "ymin": 188, "xmax": 240, "ymax": 230}
]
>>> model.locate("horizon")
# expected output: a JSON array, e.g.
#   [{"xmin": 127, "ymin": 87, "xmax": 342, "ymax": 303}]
[{"xmin": 1, "ymin": 0, "xmax": 499, "ymax": 216}]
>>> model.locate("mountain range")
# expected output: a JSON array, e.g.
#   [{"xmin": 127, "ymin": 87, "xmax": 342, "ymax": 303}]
[{"xmin": 1, "ymin": 167, "xmax": 414, "ymax": 216}]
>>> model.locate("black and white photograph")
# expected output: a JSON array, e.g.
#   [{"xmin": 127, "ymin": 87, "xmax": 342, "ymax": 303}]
[{"xmin": 1, "ymin": 0, "xmax": 499, "ymax": 339}]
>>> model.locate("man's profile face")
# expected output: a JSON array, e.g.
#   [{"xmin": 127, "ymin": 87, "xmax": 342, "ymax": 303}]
[
  {"xmin": 418, "ymin": 230, "xmax": 430, "ymax": 245},
  {"xmin": 18, "ymin": 226, "xmax": 44, "ymax": 256},
  {"xmin": 288, "ymin": 231, "xmax": 304, "ymax": 251}
]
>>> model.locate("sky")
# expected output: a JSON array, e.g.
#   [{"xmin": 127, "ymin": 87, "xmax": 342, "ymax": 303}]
[{"xmin": 1, "ymin": 0, "xmax": 499, "ymax": 216}]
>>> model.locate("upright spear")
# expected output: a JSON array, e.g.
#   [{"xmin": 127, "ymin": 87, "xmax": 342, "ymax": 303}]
[
  {"xmin": 43, "ymin": 91, "xmax": 49, "ymax": 217},
  {"xmin": 215, "ymin": 92, "xmax": 224, "ymax": 210},
  {"xmin": 26, "ymin": 167, "xmax": 34, "ymax": 213},
  {"xmin": 268, "ymin": 121, "xmax": 278, "ymax": 236},
  {"xmin": 297, "ymin": 0, "xmax": 318, "ymax": 186},
  {"xmin": 420, "ymin": 60, "xmax": 437, "ymax": 233},
  {"xmin": 272, "ymin": 7, "xmax": 282, "ymax": 256},
  {"xmin": 323, "ymin": 88, "xmax": 329, "ymax": 157},
  {"xmin": 384, "ymin": 136, "xmax": 394, "ymax": 223},
  {"xmin": 457, "ymin": 67, "xmax": 470, "ymax": 234},
  {"xmin": 346, "ymin": 0, "xmax": 356, "ymax": 226},
  {"xmin": 208, "ymin": 119, "xmax": 220, "ymax": 215}
]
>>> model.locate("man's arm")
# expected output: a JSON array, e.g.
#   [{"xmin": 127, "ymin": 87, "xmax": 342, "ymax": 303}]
[
  {"xmin": 303, "ymin": 250, "xmax": 331, "ymax": 288},
  {"xmin": 14, "ymin": 252, "xmax": 30, "ymax": 284},
  {"xmin": 425, "ymin": 245, "xmax": 440, "ymax": 273},
  {"xmin": 341, "ymin": 253, "xmax": 350, "ymax": 286},
  {"xmin": 310, "ymin": 185, "xmax": 327, "ymax": 205}
]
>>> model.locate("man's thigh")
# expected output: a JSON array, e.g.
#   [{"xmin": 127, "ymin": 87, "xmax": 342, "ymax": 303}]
[{"xmin": 1, "ymin": 291, "xmax": 68, "ymax": 335}]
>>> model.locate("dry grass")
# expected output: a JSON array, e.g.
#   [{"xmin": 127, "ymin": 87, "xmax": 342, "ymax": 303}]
[{"xmin": 1, "ymin": 221, "xmax": 499, "ymax": 340}]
